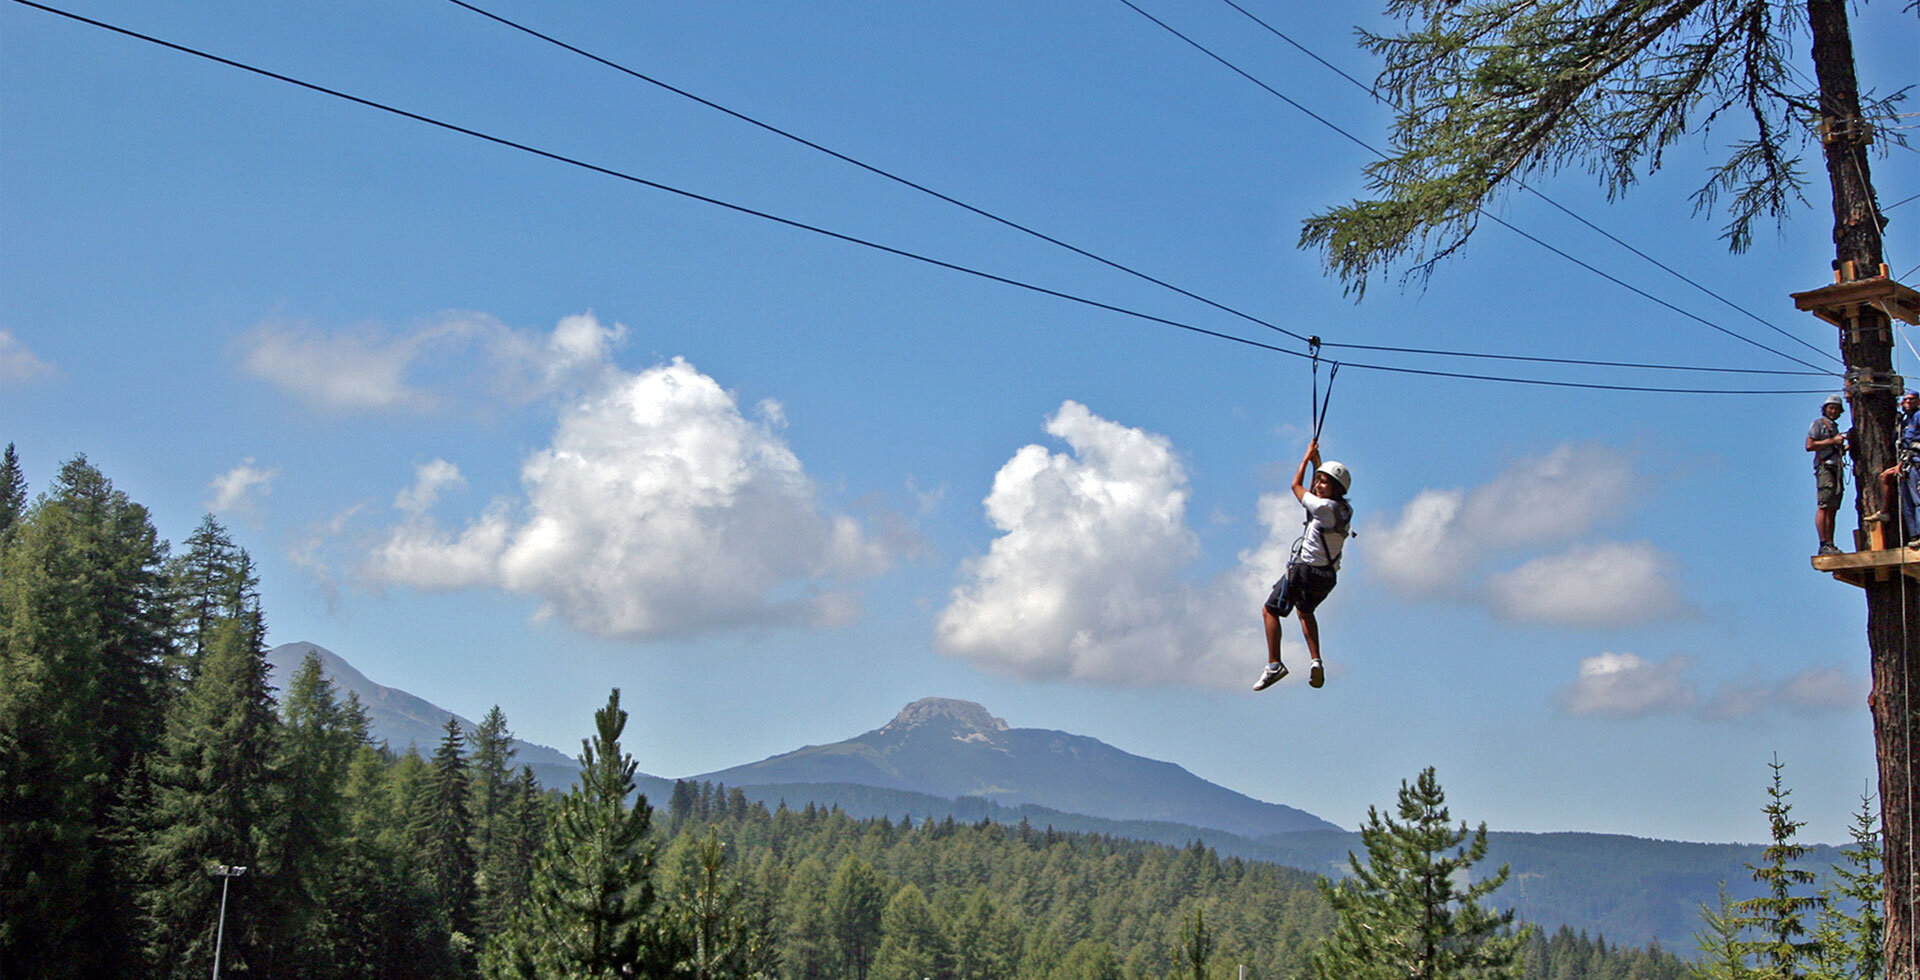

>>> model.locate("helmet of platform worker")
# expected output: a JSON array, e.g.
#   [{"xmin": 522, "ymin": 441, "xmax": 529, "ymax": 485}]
[{"xmin": 1319, "ymin": 461, "xmax": 1352, "ymax": 495}]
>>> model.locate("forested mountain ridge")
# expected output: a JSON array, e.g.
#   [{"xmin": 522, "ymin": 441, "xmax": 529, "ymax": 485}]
[
  {"xmin": 695, "ymin": 696, "xmax": 1340, "ymax": 836},
  {"xmin": 274, "ymin": 645, "xmax": 1340, "ymax": 837},
  {"xmin": 276, "ymin": 641, "xmax": 1836, "ymax": 954},
  {"xmin": 264, "ymin": 642, "xmax": 585, "ymax": 792}
]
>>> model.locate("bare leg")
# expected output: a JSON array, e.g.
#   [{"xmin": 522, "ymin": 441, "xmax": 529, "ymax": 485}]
[
  {"xmin": 1263, "ymin": 606, "xmax": 1284, "ymax": 665},
  {"xmin": 1817, "ymin": 506, "xmax": 1836, "ymax": 549},
  {"xmin": 1297, "ymin": 608, "xmax": 1325, "ymax": 688},
  {"xmin": 1295, "ymin": 608, "xmax": 1321, "ymax": 663}
]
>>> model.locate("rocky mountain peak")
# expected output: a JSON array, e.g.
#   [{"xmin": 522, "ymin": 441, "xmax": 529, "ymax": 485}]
[{"xmin": 882, "ymin": 698, "xmax": 1009, "ymax": 736}]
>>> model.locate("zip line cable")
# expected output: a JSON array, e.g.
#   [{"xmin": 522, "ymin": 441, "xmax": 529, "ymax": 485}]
[
  {"xmin": 442, "ymin": 0, "xmax": 1286, "ymax": 350},
  {"xmin": 437, "ymin": 0, "xmax": 1822, "ymax": 381},
  {"xmin": 7, "ymin": 0, "xmax": 1834, "ymax": 397},
  {"xmin": 1211, "ymin": 0, "xmax": 1844, "ymax": 369},
  {"xmin": 1116, "ymin": 0, "xmax": 1841, "ymax": 376}
]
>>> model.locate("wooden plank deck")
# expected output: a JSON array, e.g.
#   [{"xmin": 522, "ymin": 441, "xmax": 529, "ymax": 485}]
[{"xmin": 1811, "ymin": 546, "xmax": 1920, "ymax": 588}]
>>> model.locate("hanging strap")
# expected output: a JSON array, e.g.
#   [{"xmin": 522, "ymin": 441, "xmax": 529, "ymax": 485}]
[{"xmin": 1309, "ymin": 337, "xmax": 1340, "ymax": 442}]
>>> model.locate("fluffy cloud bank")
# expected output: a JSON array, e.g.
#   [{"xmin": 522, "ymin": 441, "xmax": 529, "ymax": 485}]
[
  {"xmin": 1486, "ymin": 542, "xmax": 1687, "ymax": 626},
  {"xmin": 239, "ymin": 312, "xmax": 622, "ymax": 412},
  {"xmin": 360, "ymin": 317, "xmax": 887, "ymax": 640},
  {"xmin": 1558, "ymin": 652, "xmax": 1862, "ymax": 720},
  {"xmin": 1366, "ymin": 444, "xmax": 1689, "ymax": 627},
  {"xmin": 935, "ymin": 402, "xmax": 1290, "ymax": 687}
]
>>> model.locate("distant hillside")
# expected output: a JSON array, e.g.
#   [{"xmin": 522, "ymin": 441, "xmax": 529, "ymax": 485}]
[
  {"xmin": 264, "ymin": 642, "xmax": 586, "ymax": 793},
  {"xmin": 696, "ymin": 697, "xmax": 1339, "ymax": 837},
  {"xmin": 702, "ymin": 780, "xmax": 1833, "ymax": 954},
  {"xmin": 269, "ymin": 644, "xmax": 1842, "ymax": 954},
  {"xmin": 1255, "ymin": 829, "xmax": 1840, "ymax": 954}
]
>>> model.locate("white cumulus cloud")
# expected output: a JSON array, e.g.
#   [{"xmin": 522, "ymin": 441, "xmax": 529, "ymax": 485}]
[
  {"xmin": 1370, "ymin": 444, "xmax": 1636, "ymax": 600},
  {"xmin": 395, "ymin": 459, "xmax": 466, "ymax": 515},
  {"xmin": 1366, "ymin": 443, "xmax": 1688, "ymax": 626},
  {"xmin": 1559, "ymin": 652, "xmax": 1697, "ymax": 717},
  {"xmin": 364, "ymin": 355, "xmax": 888, "ymax": 640},
  {"xmin": 1776, "ymin": 666, "xmax": 1863, "ymax": 713},
  {"xmin": 207, "ymin": 459, "xmax": 277, "ymax": 517},
  {"xmin": 1702, "ymin": 666, "xmax": 1865, "ymax": 719},
  {"xmin": 239, "ymin": 312, "xmax": 627, "ymax": 413},
  {"xmin": 1486, "ymin": 541, "xmax": 1690, "ymax": 626},
  {"xmin": 935, "ymin": 402, "xmax": 1294, "ymax": 688},
  {"xmin": 1366, "ymin": 488, "xmax": 1470, "ymax": 596},
  {"xmin": 240, "ymin": 319, "xmax": 449, "ymax": 411},
  {"xmin": 0, "ymin": 331, "xmax": 56, "ymax": 383},
  {"xmin": 1559, "ymin": 654, "xmax": 1863, "ymax": 720}
]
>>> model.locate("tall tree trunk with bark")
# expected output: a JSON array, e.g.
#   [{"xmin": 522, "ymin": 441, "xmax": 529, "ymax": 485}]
[{"xmin": 1807, "ymin": 2, "xmax": 1913, "ymax": 976}]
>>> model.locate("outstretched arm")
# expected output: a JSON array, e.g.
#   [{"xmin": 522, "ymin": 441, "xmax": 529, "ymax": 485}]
[{"xmin": 1291, "ymin": 440, "xmax": 1320, "ymax": 503}]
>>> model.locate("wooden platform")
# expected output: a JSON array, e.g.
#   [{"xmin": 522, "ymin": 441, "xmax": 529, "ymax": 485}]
[
  {"xmin": 1791, "ymin": 274, "xmax": 1920, "ymax": 327},
  {"xmin": 1811, "ymin": 546, "xmax": 1920, "ymax": 588}
]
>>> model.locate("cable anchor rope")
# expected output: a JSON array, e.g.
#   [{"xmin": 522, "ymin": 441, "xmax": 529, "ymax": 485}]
[{"xmin": 1308, "ymin": 337, "xmax": 1340, "ymax": 442}]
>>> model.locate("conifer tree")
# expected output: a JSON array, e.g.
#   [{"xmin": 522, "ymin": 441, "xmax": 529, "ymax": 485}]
[
  {"xmin": 340, "ymin": 742, "xmax": 456, "ymax": 979},
  {"xmin": 0, "ymin": 442, "xmax": 24, "ymax": 539},
  {"xmin": 1307, "ymin": 767, "xmax": 1525, "ymax": 980},
  {"xmin": 780, "ymin": 855, "xmax": 835, "ymax": 980},
  {"xmin": 1809, "ymin": 791, "xmax": 1884, "ymax": 980},
  {"xmin": 0, "ymin": 456, "xmax": 170, "ymax": 979},
  {"xmin": 271, "ymin": 650, "xmax": 368, "ymax": 978},
  {"xmin": 948, "ymin": 889, "xmax": 1018, "ymax": 980},
  {"xmin": 1052, "ymin": 940, "xmax": 1121, "ymax": 980},
  {"xmin": 483, "ymin": 688, "xmax": 675, "ymax": 980},
  {"xmin": 1734, "ymin": 758, "xmax": 1823, "ymax": 978},
  {"xmin": 670, "ymin": 779, "xmax": 698, "ymax": 833},
  {"xmin": 470, "ymin": 707, "xmax": 516, "ymax": 865},
  {"xmin": 1694, "ymin": 886, "xmax": 1760, "ymax": 980},
  {"xmin": 469, "ymin": 705, "xmax": 522, "ymax": 938},
  {"xmin": 136, "ymin": 613, "xmax": 279, "ymax": 979},
  {"xmin": 1177, "ymin": 907, "xmax": 1212, "ymax": 980},
  {"xmin": 675, "ymin": 830, "xmax": 752, "ymax": 980},
  {"xmin": 827, "ymin": 855, "xmax": 887, "ymax": 980},
  {"xmin": 871, "ymin": 882, "xmax": 948, "ymax": 980},
  {"xmin": 415, "ymin": 716, "xmax": 479, "ymax": 969},
  {"xmin": 488, "ymin": 766, "xmax": 546, "ymax": 926},
  {"xmin": 165, "ymin": 515, "xmax": 252, "ymax": 681}
]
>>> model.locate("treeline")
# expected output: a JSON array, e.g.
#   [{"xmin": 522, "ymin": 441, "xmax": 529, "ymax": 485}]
[
  {"xmin": 1, "ymin": 450, "xmax": 1689, "ymax": 979},
  {"xmin": 0, "ymin": 451, "xmax": 549, "ymax": 979}
]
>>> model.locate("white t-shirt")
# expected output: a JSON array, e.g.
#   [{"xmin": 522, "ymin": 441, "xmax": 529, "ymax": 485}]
[{"xmin": 1296, "ymin": 492, "xmax": 1350, "ymax": 568}]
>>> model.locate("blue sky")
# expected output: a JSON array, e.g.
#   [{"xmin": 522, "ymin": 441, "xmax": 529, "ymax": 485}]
[{"xmin": 4, "ymin": 0, "xmax": 1916, "ymax": 844}]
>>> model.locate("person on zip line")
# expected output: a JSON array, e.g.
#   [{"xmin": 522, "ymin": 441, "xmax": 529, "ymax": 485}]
[{"xmin": 1254, "ymin": 438, "xmax": 1352, "ymax": 692}]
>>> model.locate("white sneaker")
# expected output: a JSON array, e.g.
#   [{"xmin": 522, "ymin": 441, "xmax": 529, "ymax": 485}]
[
  {"xmin": 1254, "ymin": 663, "xmax": 1288, "ymax": 691},
  {"xmin": 1309, "ymin": 660, "xmax": 1325, "ymax": 688}
]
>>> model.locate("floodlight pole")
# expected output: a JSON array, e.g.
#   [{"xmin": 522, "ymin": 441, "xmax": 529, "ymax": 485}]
[{"xmin": 209, "ymin": 864, "xmax": 247, "ymax": 980}]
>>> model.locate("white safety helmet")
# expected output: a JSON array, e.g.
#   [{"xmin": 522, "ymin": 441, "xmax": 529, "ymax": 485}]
[{"xmin": 1319, "ymin": 460, "xmax": 1352, "ymax": 495}]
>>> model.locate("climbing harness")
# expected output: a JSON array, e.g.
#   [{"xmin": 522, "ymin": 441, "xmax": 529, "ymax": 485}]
[{"xmin": 1290, "ymin": 338, "xmax": 1352, "ymax": 570}]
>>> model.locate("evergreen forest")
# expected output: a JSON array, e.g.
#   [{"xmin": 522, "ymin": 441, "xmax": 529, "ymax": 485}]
[{"xmin": 0, "ymin": 449, "xmax": 1881, "ymax": 978}]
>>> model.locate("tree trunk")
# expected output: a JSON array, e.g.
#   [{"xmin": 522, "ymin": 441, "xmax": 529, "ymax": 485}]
[{"xmin": 1806, "ymin": 2, "xmax": 1914, "ymax": 976}]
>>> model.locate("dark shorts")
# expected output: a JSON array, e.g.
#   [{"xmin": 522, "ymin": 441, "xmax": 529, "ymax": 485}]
[
  {"xmin": 1817, "ymin": 460, "xmax": 1843, "ymax": 510},
  {"xmin": 1265, "ymin": 561, "xmax": 1337, "ymax": 618}
]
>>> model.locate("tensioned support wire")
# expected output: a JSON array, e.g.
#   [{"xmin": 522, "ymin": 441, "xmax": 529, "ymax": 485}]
[{"xmin": 6, "ymin": 0, "xmax": 1839, "ymax": 397}]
